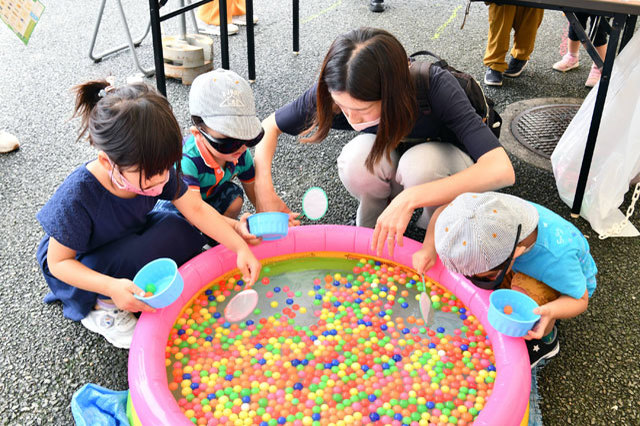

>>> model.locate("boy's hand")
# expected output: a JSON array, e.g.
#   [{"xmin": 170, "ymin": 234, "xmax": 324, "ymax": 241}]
[
  {"xmin": 288, "ymin": 212, "xmax": 301, "ymax": 227},
  {"xmin": 236, "ymin": 247, "xmax": 261, "ymax": 287},
  {"xmin": 525, "ymin": 304, "xmax": 553, "ymax": 340},
  {"xmin": 412, "ymin": 246, "xmax": 437, "ymax": 276},
  {"xmin": 236, "ymin": 214, "xmax": 262, "ymax": 245},
  {"xmin": 109, "ymin": 278, "xmax": 156, "ymax": 313}
]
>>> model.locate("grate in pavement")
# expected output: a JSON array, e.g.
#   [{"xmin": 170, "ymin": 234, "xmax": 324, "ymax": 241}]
[{"xmin": 511, "ymin": 104, "xmax": 580, "ymax": 159}]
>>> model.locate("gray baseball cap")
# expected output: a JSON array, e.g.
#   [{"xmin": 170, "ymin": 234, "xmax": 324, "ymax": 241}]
[
  {"xmin": 189, "ymin": 68, "xmax": 262, "ymax": 140},
  {"xmin": 434, "ymin": 192, "xmax": 539, "ymax": 276}
]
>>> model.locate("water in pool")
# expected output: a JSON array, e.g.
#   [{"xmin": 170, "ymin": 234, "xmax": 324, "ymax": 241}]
[{"xmin": 165, "ymin": 254, "xmax": 495, "ymax": 425}]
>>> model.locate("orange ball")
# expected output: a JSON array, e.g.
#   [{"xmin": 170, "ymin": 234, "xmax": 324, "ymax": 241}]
[{"xmin": 503, "ymin": 305, "xmax": 513, "ymax": 315}]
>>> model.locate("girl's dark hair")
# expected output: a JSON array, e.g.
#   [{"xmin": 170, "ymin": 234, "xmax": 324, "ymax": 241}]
[
  {"xmin": 301, "ymin": 27, "xmax": 418, "ymax": 172},
  {"xmin": 72, "ymin": 80, "xmax": 183, "ymax": 186}
]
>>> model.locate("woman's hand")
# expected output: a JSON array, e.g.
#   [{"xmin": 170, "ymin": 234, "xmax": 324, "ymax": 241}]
[
  {"xmin": 525, "ymin": 304, "xmax": 554, "ymax": 340},
  {"xmin": 371, "ymin": 191, "xmax": 415, "ymax": 257},
  {"xmin": 236, "ymin": 213, "xmax": 262, "ymax": 245},
  {"xmin": 255, "ymin": 189, "xmax": 291, "ymax": 213},
  {"xmin": 109, "ymin": 278, "xmax": 156, "ymax": 313},
  {"xmin": 412, "ymin": 246, "xmax": 437, "ymax": 276},
  {"xmin": 236, "ymin": 246, "xmax": 261, "ymax": 287}
]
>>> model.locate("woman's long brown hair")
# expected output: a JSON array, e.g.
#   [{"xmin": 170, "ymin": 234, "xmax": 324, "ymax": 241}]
[{"xmin": 301, "ymin": 27, "xmax": 418, "ymax": 172}]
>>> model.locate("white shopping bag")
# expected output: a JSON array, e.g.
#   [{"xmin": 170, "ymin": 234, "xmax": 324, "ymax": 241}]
[{"xmin": 551, "ymin": 31, "xmax": 640, "ymax": 237}]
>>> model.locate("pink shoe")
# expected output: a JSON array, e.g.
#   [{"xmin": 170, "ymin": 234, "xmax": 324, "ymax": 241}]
[
  {"xmin": 585, "ymin": 64, "xmax": 601, "ymax": 88},
  {"xmin": 552, "ymin": 53, "xmax": 579, "ymax": 72}
]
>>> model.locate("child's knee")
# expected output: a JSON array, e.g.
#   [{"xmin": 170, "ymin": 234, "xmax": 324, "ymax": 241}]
[{"xmin": 224, "ymin": 196, "xmax": 244, "ymax": 218}]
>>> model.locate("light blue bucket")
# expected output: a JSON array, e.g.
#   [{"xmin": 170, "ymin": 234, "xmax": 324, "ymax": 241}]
[
  {"xmin": 133, "ymin": 258, "xmax": 183, "ymax": 309},
  {"xmin": 247, "ymin": 212, "xmax": 289, "ymax": 241},
  {"xmin": 488, "ymin": 289, "xmax": 540, "ymax": 337}
]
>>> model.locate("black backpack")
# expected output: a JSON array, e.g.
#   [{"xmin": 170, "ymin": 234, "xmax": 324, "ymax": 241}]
[{"xmin": 409, "ymin": 50, "xmax": 502, "ymax": 138}]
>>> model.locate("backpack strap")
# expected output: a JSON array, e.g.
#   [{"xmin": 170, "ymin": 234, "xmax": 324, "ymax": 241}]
[{"xmin": 409, "ymin": 59, "xmax": 433, "ymax": 115}]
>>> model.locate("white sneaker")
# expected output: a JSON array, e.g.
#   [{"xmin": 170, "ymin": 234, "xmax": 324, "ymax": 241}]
[
  {"xmin": 0, "ymin": 131, "xmax": 19, "ymax": 153},
  {"xmin": 231, "ymin": 15, "xmax": 258, "ymax": 26},
  {"xmin": 196, "ymin": 17, "xmax": 239, "ymax": 36},
  {"xmin": 81, "ymin": 308, "xmax": 137, "ymax": 349}
]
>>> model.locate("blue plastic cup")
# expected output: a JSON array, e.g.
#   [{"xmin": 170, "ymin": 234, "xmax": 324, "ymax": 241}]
[
  {"xmin": 488, "ymin": 289, "xmax": 541, "ymax": 337},
  {"xmin": 247, "ymin": 212, "xmax": 289, "ymax": 241},
  {"xmin": 133, "ymin": 258, "xmax": 184, "ymax": 309}
]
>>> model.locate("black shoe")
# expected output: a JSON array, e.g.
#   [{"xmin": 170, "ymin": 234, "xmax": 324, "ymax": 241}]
[
  {"xmin": 484, "ymin": 67, "xmax": 503, "ymax": 86},
  {"xmin": 504, "ymin": 57, "xmax": 528, "ymax": 78},
  {"xmin": 369, "ymin": 0, "xmax": 384, "ymax": 12},
  {"xmin": 526, "ymin": 326, "xmax": 560, "ymax": 369}
]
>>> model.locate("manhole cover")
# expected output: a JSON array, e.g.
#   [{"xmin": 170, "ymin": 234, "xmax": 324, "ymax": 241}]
[{"xmin": 511, "ymin": 104, "xmax": 580, "ymax": 159}]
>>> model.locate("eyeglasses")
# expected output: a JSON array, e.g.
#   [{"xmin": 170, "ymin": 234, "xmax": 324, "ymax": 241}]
[
  {"xmin": 194, "ymin": 120, "xmax": 264, "ymax": 155},
  {"xmin": 464, "ymin": 224, "xmax": 522, "ymax": 291}
]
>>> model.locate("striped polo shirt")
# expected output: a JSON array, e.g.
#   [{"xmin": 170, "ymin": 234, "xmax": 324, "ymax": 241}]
[{"xmin": 181, "ymin": 134, "xmax": 255, "ymax": 201}]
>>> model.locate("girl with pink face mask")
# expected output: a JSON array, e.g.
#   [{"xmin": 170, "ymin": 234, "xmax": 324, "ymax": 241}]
[{"xmin": 36, "ymin": 80, "xmax": 261, "ymax": 349}]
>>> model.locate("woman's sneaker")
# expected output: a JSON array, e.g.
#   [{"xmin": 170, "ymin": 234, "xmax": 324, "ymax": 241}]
[
  {"xmin": 585, "ymin": 63, "xmax": 602, "ymax": 88},
  {"xmin": 526, "ymin": 326, "xmax": 560, "ymax": 368},
  {"xmin": 81, "ymin": 308, "xmax": 138, "ymax": 349},
  {"xmin": 553, "ymin": 53, "xmax": 579, "ymax": 72}
]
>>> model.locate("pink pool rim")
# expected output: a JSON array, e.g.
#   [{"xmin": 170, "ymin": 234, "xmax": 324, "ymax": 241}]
[{"xmin": 128, "ymin": 225, "xmax": 531, "ymax": 425}]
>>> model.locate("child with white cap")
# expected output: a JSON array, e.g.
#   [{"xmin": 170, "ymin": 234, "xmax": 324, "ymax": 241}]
[
  {"xmin": 413, "ymin": 192, "xmax": 597, "ymax": 368},
  {"xmin": 155, "ymin": 68, "xmax": 297, "ymax": 238}
]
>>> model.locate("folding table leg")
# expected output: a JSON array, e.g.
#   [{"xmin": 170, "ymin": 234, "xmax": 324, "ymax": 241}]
[
  {"xmin": 571, "ymin": 13, "xmax": 626, "ymax": 217},
  {"xmin": 88, "ymin": 0, "xmax": 154, "ymax": 76}
]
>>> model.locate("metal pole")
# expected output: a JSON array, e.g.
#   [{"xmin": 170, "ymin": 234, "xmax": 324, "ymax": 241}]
[
  {"xmin": 246, "ymin": 0, "xmax": 256, "ymax": 81},
  {"xmin": 571, "ymin": 14, "xmax": 625, "ymax": 217},
  {"xmin": 219, "ymin": 0, "xmax": 230, "ymax": 69},
  {"xmin": 178, "ymin": 0, "xmax": 187, "ymax": 40},
  {"xmin": 292, "ymin": 0, "xmax": 299, "ymax": 53},
  {"xmin": 149, "ymin": 0, "xmax": 167, "ymax": 95}
]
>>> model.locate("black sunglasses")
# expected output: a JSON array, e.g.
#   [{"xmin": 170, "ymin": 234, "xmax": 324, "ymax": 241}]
[
  {"xmin": 465, "ymin": 224, "xmax": 522, "ymax": 291},
  {"xmin": 194, "ymin": 120, "xmax": 264, "ymax": 155}
]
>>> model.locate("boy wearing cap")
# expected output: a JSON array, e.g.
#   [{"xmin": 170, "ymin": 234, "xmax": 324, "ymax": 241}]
[
  {"xmin": 413, "ymin": 192, "xmax": 597, "ymax": 368},
  {"xmin": 184, "ymin": 68, "xmax": 264, "ymax": 219}
]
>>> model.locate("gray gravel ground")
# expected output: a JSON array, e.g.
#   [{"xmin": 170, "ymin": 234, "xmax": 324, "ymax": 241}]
[{"xmin": 1, "ymin": 0, "xmax": 639, "ymax": 424}]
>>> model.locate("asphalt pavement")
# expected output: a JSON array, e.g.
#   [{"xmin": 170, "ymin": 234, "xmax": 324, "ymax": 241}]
[{"xmin": 1, "ymin": 0, "xmax": 638, "ymax": 424}]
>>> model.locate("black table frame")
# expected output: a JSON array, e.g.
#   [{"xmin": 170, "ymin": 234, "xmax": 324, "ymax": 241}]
[
  {"xmin": 474, "ymin": 0, "xmax": 639, "ymax": 216},
  {"xmin": 147, "ymin": 0, "xmax": 300, "ymax": 96}
]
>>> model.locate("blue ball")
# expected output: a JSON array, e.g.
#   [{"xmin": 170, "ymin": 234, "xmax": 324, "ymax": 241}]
[
  {"xmin": 225, "ymin": 374, "xmax": 233, "ymax": 381},
  {"xmin": 312, "ymin": 413, "xmax": 321, "ymax": 421},
  {"xmin": 242, "ymin": 396, "xmax": 251, "ymax": 403},
  {"xmin": 401, "ymin": 302, "xmax": 409, "ymax": 309},
  {"xmin": 273, "ymin": 287, "xmax": 281, "ymax": 293},
  {"xmin": 293, "ymin": 382, "xmax": 303, "ymax": 390},
  {"xmin": 426, "ymin": 401, "xmax": 435, "ymax": 409},
  {"xmin": 437, "ymin": 327, "xmax": 445, "ymax": 333},
  {"xmin": 183, "ymin": 373, "xmax": 191, "ymax": 380},
  {"xmin": 368, "ymin": 394, "xmax": 377, "ymax": 402},
  {"xmin": 278, "ymin": 417, "xmax": 286, "ymax": 424},
  {"xmin": 286, "ymin": 298, "xmax": 294, "ymax": 305},
  {"xmin": 369, "ymin": 412, "xmax": 380, "ymax": 421}
]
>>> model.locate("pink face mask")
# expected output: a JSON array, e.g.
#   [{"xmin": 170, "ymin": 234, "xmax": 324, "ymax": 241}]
[
  {"xmin": 108, "ymin": 160, "xmax": 169, "ymax": 197},
  {"xmin": 346, "ymin": 116, "xmax": 380, "ymax": 132}
]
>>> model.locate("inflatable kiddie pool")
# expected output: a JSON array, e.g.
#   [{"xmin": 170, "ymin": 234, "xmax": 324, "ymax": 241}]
[{"xmin": 128, "ymin": 225, "xmax": 531, "ymax": 425}]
